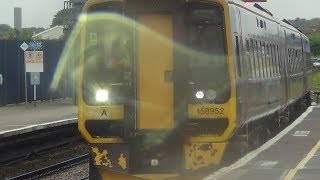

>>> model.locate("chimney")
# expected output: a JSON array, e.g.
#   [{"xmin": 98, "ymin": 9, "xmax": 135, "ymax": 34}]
[{"xmin": 14, "ymin": 7, "xmax": 22, "ymax": 30}]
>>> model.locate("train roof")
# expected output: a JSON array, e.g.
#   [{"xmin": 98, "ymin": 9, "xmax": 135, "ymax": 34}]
[
  {"xmin": 227, "ymin": 0, "xmax": 305, "ymax": 36},
  {"xmin": 84, "ymin": 0, "xmax": 308, "ymax": 39}
]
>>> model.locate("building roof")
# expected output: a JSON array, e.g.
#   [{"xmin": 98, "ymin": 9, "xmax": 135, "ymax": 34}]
[{"xmin": 32, "ymin": 25, "xmax": 64, "ymax": 38}]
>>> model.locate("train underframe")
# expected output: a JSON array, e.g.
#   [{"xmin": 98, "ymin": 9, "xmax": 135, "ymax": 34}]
[{"xmin": 228, "ymin": 92, "xmax": 312, "ymax": 160}]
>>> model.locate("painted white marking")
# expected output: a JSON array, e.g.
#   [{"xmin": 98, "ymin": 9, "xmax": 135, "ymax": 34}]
[
  {"xmin": 279, "ymin": 169, "xmax": 290, "ymax": 180},
  {"xmin": 5, "ymin": 125, "xmax": 27, "ymax": 127},
  {"xmin": 258, "ymin": 161, "xmax": 278, "ymax": 167},
  {"xmin": 0, "ymin": 118, "xmax": 77, "ymax": 137},
  {"xmin": 203, "ymin": 107, "xmax": 314, "ymax": 180},
  {"xmin": 293, "ymin": 131, "xmax": 310, "ymax": 137}
]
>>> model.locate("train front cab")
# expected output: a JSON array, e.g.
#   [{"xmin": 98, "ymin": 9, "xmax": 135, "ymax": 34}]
[{"xmin": 77, "ymin": 0, "xmax": 237, "ymax": 179}]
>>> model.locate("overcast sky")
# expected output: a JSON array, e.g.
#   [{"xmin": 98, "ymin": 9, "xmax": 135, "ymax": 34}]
[{"xmin": 0, "ymin": 0, "xmax": 320, "ymax": 28}]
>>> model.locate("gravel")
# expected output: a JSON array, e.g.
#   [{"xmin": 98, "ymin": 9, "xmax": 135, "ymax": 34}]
[
  {"xmin": 39, "ymin": 162, "xmax": 89, "ymax": 180},
  {"xmin": 0, "ymin": 140, "xmax": 88, "ymax": 179}
]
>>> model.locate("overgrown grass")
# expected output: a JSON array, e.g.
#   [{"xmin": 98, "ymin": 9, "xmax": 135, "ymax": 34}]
[
  {"xmin": 309, "ymin": 32, "xmax": 320, "ymax": 42},
  {"xmin": 308, "ymin": 33, "xmax": 320, "ymax": 57},
  {"xmin": 311, "ymin": 68, "xmax": 320, "ymax": 88}
]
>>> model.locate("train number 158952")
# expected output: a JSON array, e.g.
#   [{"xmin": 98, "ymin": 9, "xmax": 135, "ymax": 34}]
[{"xmin": 197, "ymin": 107, "xmax": 224, "ymax": 115}]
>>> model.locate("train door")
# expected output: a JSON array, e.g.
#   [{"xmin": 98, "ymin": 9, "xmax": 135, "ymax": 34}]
[
  {"xmin": 137, "ymin": 14, "xmax": 174, "ymax": 129},
  {"xmin": 301, "ymin": 36, "xmax": 308, "ymax": 95},
  {"xmin": 282, "ymin": 29, "xmax": 290, "ymax": 106},
  {"xmin": 235, "ymin": 7, "xmax": 249, "ymax": 124}
]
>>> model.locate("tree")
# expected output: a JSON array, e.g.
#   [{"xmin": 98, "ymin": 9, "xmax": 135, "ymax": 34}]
[
  {"xmin": 51, "ymin": 9, "xmax": 74, "ymax": 27},
  {"xmin": 311, "ymin": 43, "xmax": 320, "ymax": 57},
  {"xmin": 0, "ymin": 24, "xmax": 12, "ymax": 33},
  {"xmin": 0, "ymin": 24, "xmax": 13, "ymax": 39},
  {"xmin": 7, "ymin": 28, "xmax": 33, "ymax": 40},
  {"xmin": 0, "ymin": 24, "xmax": 45, "ymax": 40}
]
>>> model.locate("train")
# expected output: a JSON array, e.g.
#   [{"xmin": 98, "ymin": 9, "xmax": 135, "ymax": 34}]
[{"xmin": 77, "ymin": 0, "xmax": 313, "ymax": 179}]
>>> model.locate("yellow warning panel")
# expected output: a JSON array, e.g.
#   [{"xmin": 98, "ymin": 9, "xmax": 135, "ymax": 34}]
[
  {"xmin": 82, "ymin": 105, "xmax": 124, "ymax": 120},
  {"xmin": 184, "ymin": 142, "xmax": 227, "ymax": 170},
  {"xmin": 137, "ymin": 14, "xmax": 174, "ymax": 129}
]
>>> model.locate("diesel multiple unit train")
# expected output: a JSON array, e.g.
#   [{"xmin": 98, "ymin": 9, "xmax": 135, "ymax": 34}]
[{"xmin": 77, "ymin": 0, "xmax": 313, "ymax": 179}]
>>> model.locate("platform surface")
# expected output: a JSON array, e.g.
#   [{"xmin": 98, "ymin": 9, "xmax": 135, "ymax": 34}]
[
  {"xmin": 204, "ymin": 106, "xmax": 320, "ymax": 180},
  {"xmin": 0, "ymin": 99, "xmax": 77, "ymax": 137}
]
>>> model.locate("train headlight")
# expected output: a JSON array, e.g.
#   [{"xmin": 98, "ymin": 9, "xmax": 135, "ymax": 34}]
[
  {"xmin": 206, "ymin": 89, "xmax": 217, "ymax": 101},
  {"xmin": 96, "ymin": 90, "xmax": 109, "ymax": 102},
  {"xmin": 195, "ymin": 91, "xmax": 205, "ymax": 99}
]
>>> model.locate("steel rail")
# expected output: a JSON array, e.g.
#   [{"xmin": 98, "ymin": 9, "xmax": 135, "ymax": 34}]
[{"xmin": 7, "ymin": 153, "xmax": 90, "ymax": 180}]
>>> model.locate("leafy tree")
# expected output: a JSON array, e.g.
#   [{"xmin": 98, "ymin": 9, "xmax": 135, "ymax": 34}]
[
  {"xmin": 0, "ymin": 24, "xmax": 12, "ymax": 33},
  {"xmin": 6, "ymin": 28, "xmax": 33, "ymax": 40},
  {"xmin": 311, "ymin": 43, "xmax": 320, "ymax": 57},
  {"xmin": 310, "ymin": 33, "xmax": 320, "ymax": 57},
  {"xmin": 0, "ymin": 24, "xmax": 45, "ymax": 40},
  {"xmin": 0, "ymin": 24, "xmax": 13, "ymax": 39},
  {"xmin": 51, "ymin": 8, "xmax": 80, "ymax": 28},
  {"xmin": 289, "ymin": 18, "xmax": 320, "ymax": 35}
]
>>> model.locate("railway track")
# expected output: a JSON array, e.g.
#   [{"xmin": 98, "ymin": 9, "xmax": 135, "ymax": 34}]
[
  {"xmin": 0, "ymin": 123, "xmax": 80, "ymax": 166},
  {"xmin": 7, "ymin": 153, "xmax": 90, "ymax": 180}
]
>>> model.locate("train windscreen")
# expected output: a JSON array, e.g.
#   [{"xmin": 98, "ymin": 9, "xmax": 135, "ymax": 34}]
[
  {"xmin": 186, "ymin": 3, "xmax": 230, "ymax": 104},
  {"xmin": 82, "ymin": 11, "xmax": 134, "ymax": 105}
]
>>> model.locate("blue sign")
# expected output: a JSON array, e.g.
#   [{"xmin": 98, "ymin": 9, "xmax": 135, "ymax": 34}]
[
  {"xmin": 28, "ymin": 41, "xmax": 42, "ymax": 50},
  {"xmin": 30, "ymin": 72, "xmax": 40, "ymax": 85}
]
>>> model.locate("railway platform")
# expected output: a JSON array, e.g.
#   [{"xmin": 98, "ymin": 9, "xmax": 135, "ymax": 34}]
[
  {"xmin": 0, "ymin": 99, "xmax": 77, "ymax": 138},
  {"xmin": 204, "ymin": 106, "xmax": 320, "ymax": 180}
]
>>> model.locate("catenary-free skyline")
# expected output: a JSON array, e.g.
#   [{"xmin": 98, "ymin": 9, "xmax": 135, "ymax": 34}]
[{"xmin": 0, "ymin": 0, "xmax": 319, "ymax": 28}]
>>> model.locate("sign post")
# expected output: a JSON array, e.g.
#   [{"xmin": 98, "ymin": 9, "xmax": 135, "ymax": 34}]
[
  {"xmin": 20, "ymin": 42, "xmax": 29, "ymax": 106},
  {"xmin": 30, "ymin": 72, "xmax": 40, "ymax": 107},
  {"xmin": 23, "ymin": 41, "xmax": 43, "ymax": 107}
]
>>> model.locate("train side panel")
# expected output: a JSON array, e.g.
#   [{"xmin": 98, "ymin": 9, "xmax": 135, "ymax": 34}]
[{"xmin": 231, "ymin": 2, "xmax": 283, "ymax": 126}]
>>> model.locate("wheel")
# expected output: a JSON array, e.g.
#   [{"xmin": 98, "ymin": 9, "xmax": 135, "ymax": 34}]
[
  {"xmin": 280, "ymin": 116, "xmax": 290, "ymax": 129},
  {"xmin": 300, "ymin": 103, "xmax": 307, "ymax": 112}
]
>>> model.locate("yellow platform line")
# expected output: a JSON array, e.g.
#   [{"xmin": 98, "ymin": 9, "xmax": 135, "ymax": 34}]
[{"xmin": 284, "ymin": 140, "xmax": 320, "ymax": 180}]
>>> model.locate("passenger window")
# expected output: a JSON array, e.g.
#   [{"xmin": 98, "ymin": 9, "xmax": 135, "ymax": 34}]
[
  {"xmin": 292, "ymin": 49, "xmax": 296, "ymax": 73},
  {"xmin": 250, "ymin": 39, "xmax": 256, "ymax": 78},
  {"xmin": 255, "ymin": 40, "xmax": 260, "ymax": 78},
  {"xmin": 261, "ymin": 42, "xmax": 267, "ymax": 77},
  {"xmin": 277, "ymin": 45, "xmax": 281, "ymax": 74},
  {"xmin": 290, "ymin": 49, "xmax": 294, "ymax": 74},
  {"xmin": 298, "ymin": 49, "xmax": 302, "ymax": 72},
  {"xmin": 245, "ymin": 39, "xmax": 252, "ymax": 78},
  {"xmin": 257, "ymin": 41, "xmax": 262, "ymax": 78},
  {"xmin": 235, "ymin": 36, "xmax": 241, "ymax": 77},
  {"xmin": 272, "ymin": 45, "xmax": 276, "ymax": 76},
  {"xmin": 265, "ymin": 43, "xmax": 270, "ymax": 77},
  {"xmin": 274, "ymin": 45, "xmax": 279, "ymax": 76},
  {"xmin": 296, "ymin": 49, "xmax": 299, "ymax": 73},
  {"xmin": 270, "ymin": 44, "xmax": 275, "ymax": 76},
  {"xmin": 288, "ymin": 49, "xmax": 291, "ymax": 73},
  {"xmin": 266, "ymin": 44, "xmax": 272, "ymax": 77},
  {"xmin": 271, "ymin": 44, "xmax": 275, "ymax": 77},
  {"xmin": 261, "ymin": 41, "xmax": 265, "ymax": 78}
]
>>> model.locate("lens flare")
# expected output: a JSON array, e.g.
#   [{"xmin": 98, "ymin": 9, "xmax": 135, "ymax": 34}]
[
  {"xmin": 51, "ymin": 12, "xmax": 229, "ymax": 146},
  {"xmin": 96, "ymin": 89, "xmax": 109, "ymax": 102},
  {"xmin": 206, "ymin": 89, "xmax": 217, "ymax": 100},
  {"xmin": 195, "ymin": 91, "xmax": 205, "ymax": 99}
]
